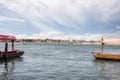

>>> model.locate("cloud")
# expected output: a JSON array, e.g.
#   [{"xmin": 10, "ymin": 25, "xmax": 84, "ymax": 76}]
[
  {"xmin": 0, "ymin": 28, "xmax": 10, "ymax": 34},
  {"xmin": 15, "ymin": 31, "xmax": 120, "ymax": 41},
  {"xmin": 0, "ymin": 15, "xmax": 25, "ymax": 23},
  {"xmin": 115, "ymin": 26, "xmax": 120, "ymax": 29},
  {"xmin": 0, "ymin": 0, "xmax": 120, "ymax": 39},
  {"xmin": 0, "ymin": 0, "xmax": 120, "ymax": 33},
  {"xmin": 15, "ymin": 31, "xmax": 104, "ymax": 41}
]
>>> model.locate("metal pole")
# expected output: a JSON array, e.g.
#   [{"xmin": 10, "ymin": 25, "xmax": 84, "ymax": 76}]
[{"xmin": 4, "ymin": 42, "xmax": 8, "ymax": 63}]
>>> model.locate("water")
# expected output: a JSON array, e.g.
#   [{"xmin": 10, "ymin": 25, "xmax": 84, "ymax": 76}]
[{"xmin": 0, "ymin": 43, "xmax": 120, "ymax": 80}]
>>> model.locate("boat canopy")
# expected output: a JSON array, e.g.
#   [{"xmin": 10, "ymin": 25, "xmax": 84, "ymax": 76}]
[{"xmin": 0, "ymin": 35, "xmax": 16, "ymax": 41}]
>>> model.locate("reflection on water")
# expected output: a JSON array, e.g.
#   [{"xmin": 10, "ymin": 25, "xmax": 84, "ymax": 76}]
[
  {"xmin": 93, "ymin": 59, "xmax": 120, "ymax": 80},
  {"xmin": 0, "ymin": 57, "xmax": 23, "ymax": 80},
  {"xmin": 1, "ymin": 62, "xmax": 14, "ymax": 80}
]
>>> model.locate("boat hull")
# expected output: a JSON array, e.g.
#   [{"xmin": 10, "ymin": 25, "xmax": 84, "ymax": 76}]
[
  {"xmin": 0, "ymin": 50, "xmax": 24, "ymax": 59},
  {"xmin": 92, "ymin": 52, "xmax": 120, "ymax": 60}
]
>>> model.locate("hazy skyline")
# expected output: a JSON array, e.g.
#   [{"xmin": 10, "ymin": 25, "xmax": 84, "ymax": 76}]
[{"xmin": 0, "ymin": 0, "xmax": 120, "ymax": 40}]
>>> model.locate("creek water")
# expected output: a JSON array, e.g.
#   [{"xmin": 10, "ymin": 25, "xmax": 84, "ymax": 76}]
[{"xmin": 0, "ymin": 43, "xmax": 120, "ymax": 80}]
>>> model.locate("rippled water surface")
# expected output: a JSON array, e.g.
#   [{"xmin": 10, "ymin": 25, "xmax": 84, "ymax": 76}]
[{"xmin": 0, "ymin": 43, "xmax": 120, "ymax": 80}]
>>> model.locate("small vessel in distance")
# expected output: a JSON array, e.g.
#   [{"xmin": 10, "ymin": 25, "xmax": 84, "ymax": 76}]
[
  {"xmin": 92, "ymin": 38, "xmax": 120, "ymax": 60},
  {"xmin": 0, "ymin": 35, "xmax": 24, "ymax": 59}
]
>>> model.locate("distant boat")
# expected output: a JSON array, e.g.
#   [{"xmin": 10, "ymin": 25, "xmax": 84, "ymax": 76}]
[
  {"xmin": 68, "ymin": 39, "xmax": 74, "ymax": 44},
  {"xmin": 21, "ymin": 41, "xmax": 26, "ymax": 45},
  {"xmin": 0, "ymin": 35, "xmax": 24, "ymax": 59},
  {"xmin": 92, "ymin": 38, "xmax": 120, "ymax": 60}
]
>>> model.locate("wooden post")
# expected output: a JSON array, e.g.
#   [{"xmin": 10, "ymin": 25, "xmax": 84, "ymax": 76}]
[
  {"xmin": 101, "ymin": 38, "xmax": 104, "ymax": 53},
  {"xmin": 12, "ymin": 41, "xmax": 14, "ymax": 51},
  {"xmin": 58, "ymin": 39, "xmax": 61, "ymax": 44},
  {"xmin": 4, "ymin": 42, "xmax": 8, "ymax": 63}
]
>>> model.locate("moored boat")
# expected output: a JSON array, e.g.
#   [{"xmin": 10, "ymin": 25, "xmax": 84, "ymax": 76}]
[
  {"xmin": 0, "ymin": 35, "xmax": 24, "ymax": 59},
  {"xmin": 92, "ymin": 38, "xmax": 120, "ymax": 60},
  {"xmin": 92, "ymin": 52, "xmax": 120, "ymax": 60}
]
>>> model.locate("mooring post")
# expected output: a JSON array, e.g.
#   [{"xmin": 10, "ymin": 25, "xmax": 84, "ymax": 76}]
[
  {"xmin": 101, "ymin": 37, "xmax": 104, "ymax": 53},
  {"xmin": 4, "ymin": 42, "xmax": 8, "ymax": 63}
]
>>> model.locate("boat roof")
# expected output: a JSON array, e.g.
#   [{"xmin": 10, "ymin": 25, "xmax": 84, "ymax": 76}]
[{"xmin": 0, "ymin": 35, "xmax": 16, "ymax": 41}]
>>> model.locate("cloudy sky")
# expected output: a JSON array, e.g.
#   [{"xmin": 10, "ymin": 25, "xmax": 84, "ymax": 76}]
[{"xmin": 0, "ymin": 0, "xmax": 120, "ymax": 40}]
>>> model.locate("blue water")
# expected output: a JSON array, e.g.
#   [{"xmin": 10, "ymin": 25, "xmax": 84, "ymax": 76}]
[{"xmin": 0, "ymin": 43, "xmax": 120, "ymax": 80}]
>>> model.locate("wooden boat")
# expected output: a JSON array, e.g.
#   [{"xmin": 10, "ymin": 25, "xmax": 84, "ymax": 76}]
[
  {"xmin": 0, "ymin": 35, "xmax": 24, "ymax": 59},
  {"xmin": 92, "ymin": 38, "xmax": 120, "ymax": 60},
  {"xmin": 92, "ymin": 52, "xmax": 120, "ymax": 60}
]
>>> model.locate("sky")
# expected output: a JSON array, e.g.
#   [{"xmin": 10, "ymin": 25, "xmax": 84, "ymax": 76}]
[{"xmin": 0, "ymin": 0, "xmax": 120, "ymax": 40}]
